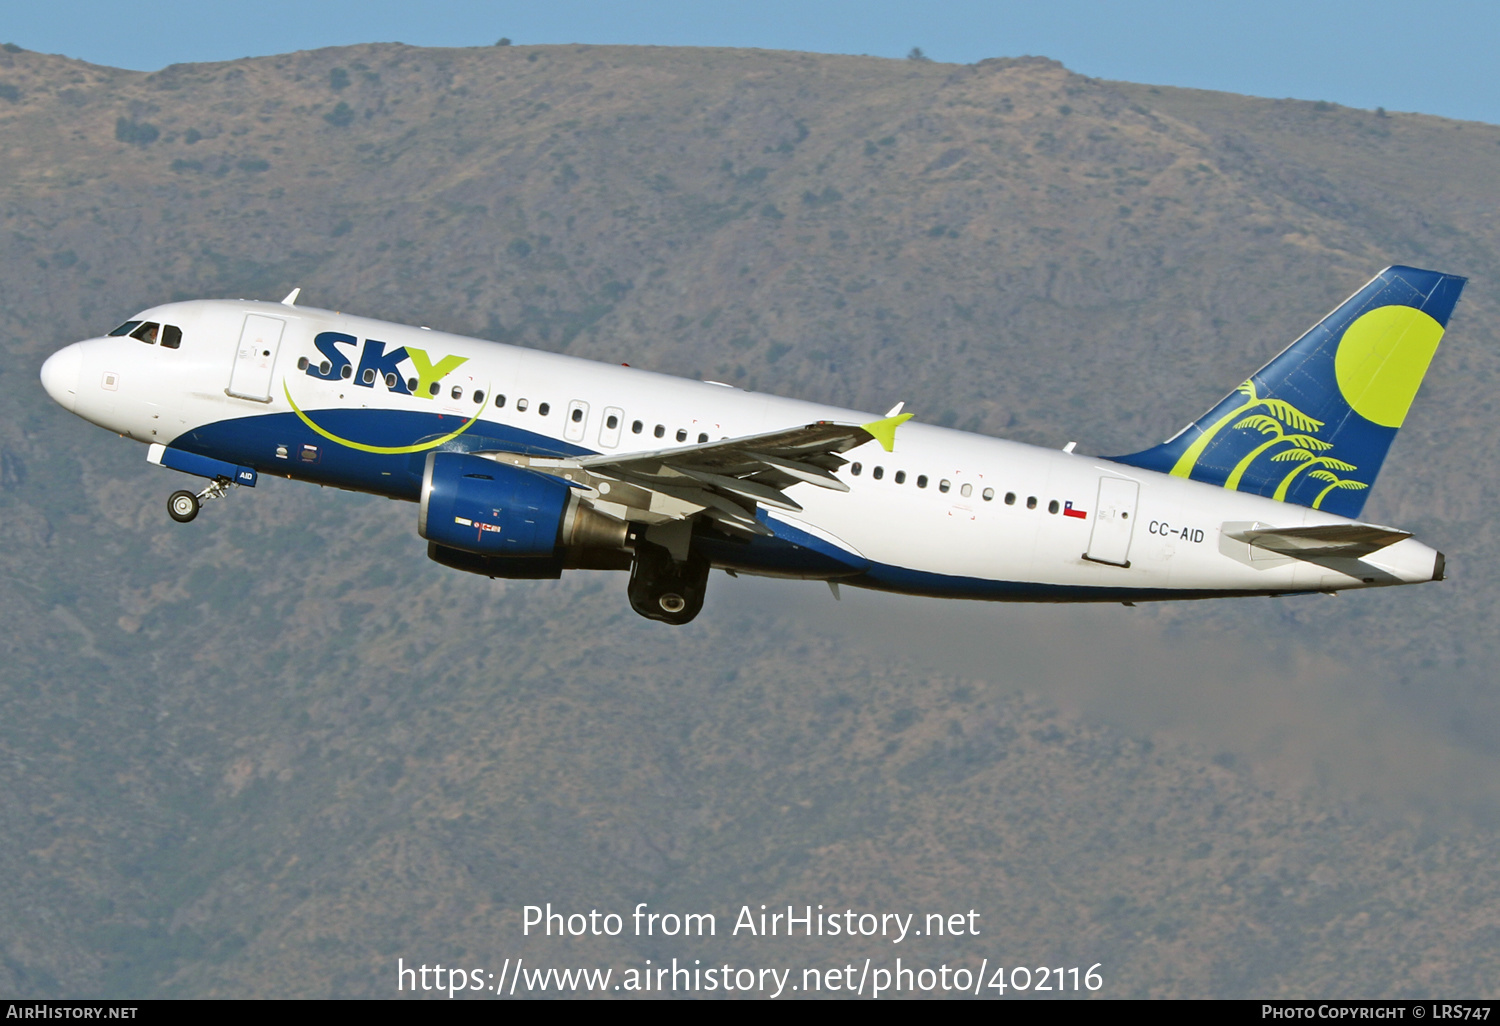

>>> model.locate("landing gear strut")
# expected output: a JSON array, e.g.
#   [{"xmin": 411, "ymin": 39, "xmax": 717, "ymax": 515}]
[
  {"xmin": 627, "ymin": 540, "xmax": 710, "ymax": 625},
  {"xmin": 167, "ymin": 476, "xmax": 233, "ymax": 524}
]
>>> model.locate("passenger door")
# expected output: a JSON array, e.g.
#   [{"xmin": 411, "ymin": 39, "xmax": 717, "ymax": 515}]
[
  {"xmin": 227, "ymin": 314, "xmax": 285, "ymax": 402},
  {"xmin": 1085, "ymin": 477, "xmax": 1139, "ymax": 567}
]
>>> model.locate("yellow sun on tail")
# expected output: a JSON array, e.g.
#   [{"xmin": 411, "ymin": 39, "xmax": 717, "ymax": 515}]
[{"xmin": 1335, "ymin": 305, "xmax": 1445, "ymax": 428}]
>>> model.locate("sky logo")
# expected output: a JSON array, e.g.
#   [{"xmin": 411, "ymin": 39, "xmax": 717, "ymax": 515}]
[{"xmin": 304, "ymin": 332, "xmax": 467, "ymax": 397}]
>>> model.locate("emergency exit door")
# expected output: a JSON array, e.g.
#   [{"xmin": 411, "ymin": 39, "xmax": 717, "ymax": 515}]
[
  {"xmin": 1084, "ymin": 477, "xmax": 1139, "ymax": 567},
  {"xmin": 227, "ymin": 314, "xmax": 285, "ymax": 402}
]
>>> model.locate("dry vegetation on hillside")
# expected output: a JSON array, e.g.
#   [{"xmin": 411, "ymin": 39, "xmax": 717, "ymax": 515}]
[{"xmin": 2, "ymin": 42, "xmax": 1499, "ymax": 996}]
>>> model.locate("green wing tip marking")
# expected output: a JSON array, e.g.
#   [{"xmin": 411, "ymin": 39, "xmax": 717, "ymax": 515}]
[{"xmin": 861, "ymin": 412, "xmax": 914, "ymax": 453}]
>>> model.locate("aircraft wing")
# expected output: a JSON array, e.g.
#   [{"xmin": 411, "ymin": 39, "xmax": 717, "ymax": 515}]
[
  {"xmin": 478, "ymin": 413, "xmax": 912, "ymax": 537},
  {"xmin": 1228, "ymin": 523, "xmax": 1412, "ymax": 560}
]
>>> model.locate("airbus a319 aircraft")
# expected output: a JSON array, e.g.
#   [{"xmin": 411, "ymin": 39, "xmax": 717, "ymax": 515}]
[{"xmin": 39, "ymin": 265, "xmax": 1462, "ymax": 624}]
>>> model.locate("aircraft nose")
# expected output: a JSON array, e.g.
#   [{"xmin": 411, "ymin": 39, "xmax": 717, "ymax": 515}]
[{"xmin": 40, "ymin": 344, "xmax": 82, "ymax": 413}]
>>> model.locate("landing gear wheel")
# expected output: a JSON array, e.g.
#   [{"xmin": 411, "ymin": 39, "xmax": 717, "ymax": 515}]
[
  {"xmin": 628, "ymin": 541, "xmax": 709, "ymax": 625},
  {"xmin": 168, "ymin": 489, "xmax": 200, "ymax": 523}
]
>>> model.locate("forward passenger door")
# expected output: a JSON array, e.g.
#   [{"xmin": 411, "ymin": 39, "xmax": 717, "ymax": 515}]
[{"xmin": 227, "ymin": 314, "xmax": 284, "ymax": 402}]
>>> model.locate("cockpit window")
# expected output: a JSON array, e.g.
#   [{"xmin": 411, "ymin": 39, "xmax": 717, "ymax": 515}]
[
  {"xmin": 160, "ymin": 324, "xmax": 182, "ymax": 349},
  {"xmin": 108, "ymin": 320, "xmax": 142, "ymax": 337},
  {"xmin": 130, "ymin": 322, "xmax": 160, "ymax": 344}
]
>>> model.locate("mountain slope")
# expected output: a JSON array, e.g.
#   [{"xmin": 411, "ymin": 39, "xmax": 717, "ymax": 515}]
[{"xmin": 1, "ymin": 42, "xmax": 1498, "ymax": 996}]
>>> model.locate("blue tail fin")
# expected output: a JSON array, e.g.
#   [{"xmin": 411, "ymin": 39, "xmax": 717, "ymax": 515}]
[{"xmin": 1112, "ymin": 266, "xmax": 1465, "ymax": 517}]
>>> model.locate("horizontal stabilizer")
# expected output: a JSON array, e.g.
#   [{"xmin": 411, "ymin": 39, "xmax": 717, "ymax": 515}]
[{"xmin": 1227, "ymin": 522, "xmax": 1411, "ymax": 560}]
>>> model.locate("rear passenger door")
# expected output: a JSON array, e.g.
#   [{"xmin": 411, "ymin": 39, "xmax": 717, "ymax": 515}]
[{"xmin": 1085, "ymin": 477, "xmax": 1139, "ymax": 567}]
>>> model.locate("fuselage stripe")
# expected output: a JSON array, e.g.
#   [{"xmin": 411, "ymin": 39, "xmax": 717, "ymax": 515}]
[{"xmin": 282, "ymin": 379, "xmax": 486, "ymax": 454}]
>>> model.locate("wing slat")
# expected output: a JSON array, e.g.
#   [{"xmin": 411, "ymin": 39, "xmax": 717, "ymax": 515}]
[{"xmin": 484, "ymin": 416, "xmax": 913, "ymax": 532}]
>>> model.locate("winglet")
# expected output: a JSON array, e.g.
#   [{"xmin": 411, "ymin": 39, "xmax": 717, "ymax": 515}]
[{"xmin": 861, "ymin": 412, "xmax": 914, "ymax": 453}]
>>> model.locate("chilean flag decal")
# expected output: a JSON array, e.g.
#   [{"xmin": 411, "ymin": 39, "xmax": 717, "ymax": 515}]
[{"xmin": 1063, "ymin": 501, "xmax": 1087, "ymax": 519}]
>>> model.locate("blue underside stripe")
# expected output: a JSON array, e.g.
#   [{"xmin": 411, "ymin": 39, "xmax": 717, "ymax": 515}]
[
  {"xmin": 171, "ymin": 408, "xmax": 1295, "ymax": 603},
  {"xmin": 174, "ymin": 408, "xmax": 592, "ymax": 500}
]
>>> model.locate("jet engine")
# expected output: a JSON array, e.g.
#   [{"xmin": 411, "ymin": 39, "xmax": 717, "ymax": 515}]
[{"xmin": 419, "ymin": 451, "xmax": 630, "ymax": 578}]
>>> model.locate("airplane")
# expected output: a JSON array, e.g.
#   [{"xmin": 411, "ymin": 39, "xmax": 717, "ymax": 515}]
[{"xmin": 38, "ymin": 266, "xmax": 1462, "ymax": 625}]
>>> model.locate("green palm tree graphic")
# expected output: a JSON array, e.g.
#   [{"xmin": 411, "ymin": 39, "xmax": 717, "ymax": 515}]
[
  {"xmin": 1269, "ymin": 449, "xmax": 1359, "ymax": 501},
  {"xmin": 1170, "ymin": 381, "xmax": 1325, "ymax": 480},
  {"xmin": 1222, "ymin": 414, "xmax": 1333, "ymax": 491},
  {"xmin": 1307, "ymin": 469, "xmax": 1369, "ymax": 510}
]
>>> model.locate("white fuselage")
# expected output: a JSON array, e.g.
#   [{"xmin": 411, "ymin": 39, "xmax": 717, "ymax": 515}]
[{"xmin": 39, "ymin": 299, "xmax": 1444, "ymax": 600}]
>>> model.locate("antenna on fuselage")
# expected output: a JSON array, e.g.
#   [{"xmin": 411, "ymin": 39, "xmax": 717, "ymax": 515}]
[{"xmin": 280, "ymin": 288, "xmax": 301, "ymax": 307}]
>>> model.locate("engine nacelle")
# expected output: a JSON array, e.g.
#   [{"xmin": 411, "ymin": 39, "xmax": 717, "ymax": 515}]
[
  {"xmin": 421, "ymin": 451, "xmax": 573, "ymax": 556},
  {"xmin": 419, "ymin": 452, "xmax": 631, "ymax": 575}
]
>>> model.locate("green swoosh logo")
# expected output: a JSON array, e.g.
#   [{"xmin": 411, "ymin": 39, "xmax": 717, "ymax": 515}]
[{"xmin": 282, "ymin": 380, "xmax": 485, "ymax": 454}]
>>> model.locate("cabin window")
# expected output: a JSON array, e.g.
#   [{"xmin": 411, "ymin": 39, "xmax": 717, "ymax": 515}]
[
  {"xmin": 362, "ymin": 368, "xmax": 377, "ymax": 384},
  {"xmin": 850, "ymin": 463, "xmax": 862, "ymax": 476},
  {"xmin": 606, "ymin": 414, "xmax": 619, "ymax": 429},
  {"xmin": 130, "ymin": 322, "xmax": 160, "ymax": 344},
  {"xmin": 408, "ymin": 377, "xmax": 418, "ymax": 392},
  {"xmin": 632, "ymin": 420, "xmax": 643, "ymax": 434},
  {"xmin": 1048, "ymin": 500, "xmax": 1060, "ymax": 514},
  {"xmin": 428, "ymin": 381, "xmax": 441, "ymax": 396},
  {"xmin": 451, "ymin": 385, "xmax": 463, "ymax": 399},
  {"xmin": 917, "ymin": 475, "xmax": 928, "ymax": 488},
  {"xmin": 676, "ymin": 428, "xmax": 687, "ymax": 442},
  {"xmin": 1027, "ymin": 496, "xmax": 1037, "ymax": 509},
  {"xmin": 538, "ymin": 403, "xmax": 550, "ymax": 416},
  {"xmin": 872, "ymin": 466, "xmax": 884, "ymax": 480},
  {"xmin": 1005, "ymin": 492, "xmax": 1016, "ymax": 505},
  {"xmin": 894, "ymin": 470, "xmax": 906, "ymax": 484},
  {"xmin": 960, "ymin": 483, "xmax": 973, "ymax": 498},
  {"xmin": 297, "ymin": 356, "xmax": 309, "ymax": 371},
  {"xmin": 517, "ymin": 398, "xmax": 529, "ymax": 412},
  {"xmin": 494, "ymin": 394, "xmax": 506, "ymax": 408},
  {"xmin": 385, "ymin": 373, "xmax": 398, "ymax": 388},
  {"xmin": 161, "ymin": 325, "xmax": 182, "ymax": 349},
  {"xmin": 108, "ymin": 320, "xmax": 142, "ymax": 337},
  {"xmin": 473, "ymin": 390, "xmax": 484, "ymax": 404},
  {"xmin": 697, "ymin": 432, "xmax": 708, "ymax": 443},
  {"xmin": 318, "ymin": 360, "xmax": 331, "ymax": 375},
  {"xmin": 982, "ymin": 487, "xmax": 994, "ymax": 501},
  {"xmin": 939, "ymin": 479, "xmax": 951, "ymax": 493},
  {"xmin": 571, "ymin": 407, "xmax": 584, "ymax": 423},
  {"xmin": 340, "ymin": 365, "xmax": 352, "ymax": 380},
  {"xmin": 654, "ymin": 424, "xmax": 665, "ymax": 438}
]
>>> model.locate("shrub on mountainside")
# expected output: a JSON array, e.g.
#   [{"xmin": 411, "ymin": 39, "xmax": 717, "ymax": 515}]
[
  {"xmin": 323, "ymin": 102, "xmax": 355, "ymax": 127},
  {"xmin": 114, "ymin": 117, "xmax": 159, "ymax": 146}
]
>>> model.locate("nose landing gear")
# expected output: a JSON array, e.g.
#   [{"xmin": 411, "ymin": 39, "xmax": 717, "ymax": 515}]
[
  {"xmin": 166, "ymin": 476, "xmax": 234, "ymax": 523},
  {"xmin": 627, "ymin": 540, "xmax": 710, "ymax": 625}
]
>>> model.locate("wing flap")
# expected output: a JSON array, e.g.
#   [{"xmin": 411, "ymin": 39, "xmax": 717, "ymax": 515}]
[
  {"xmin": 674, "ymin": 466, "xmax": 804, "ymax": 512},
  {"xmin": 474, "ymin": 416, "xmax": 913, "ymax": 538}
]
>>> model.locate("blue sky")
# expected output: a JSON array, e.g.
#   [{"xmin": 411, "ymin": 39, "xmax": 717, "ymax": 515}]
[{"xmin": 9, "ymin": 1, "xmax": 1500, "ymax": 124}]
